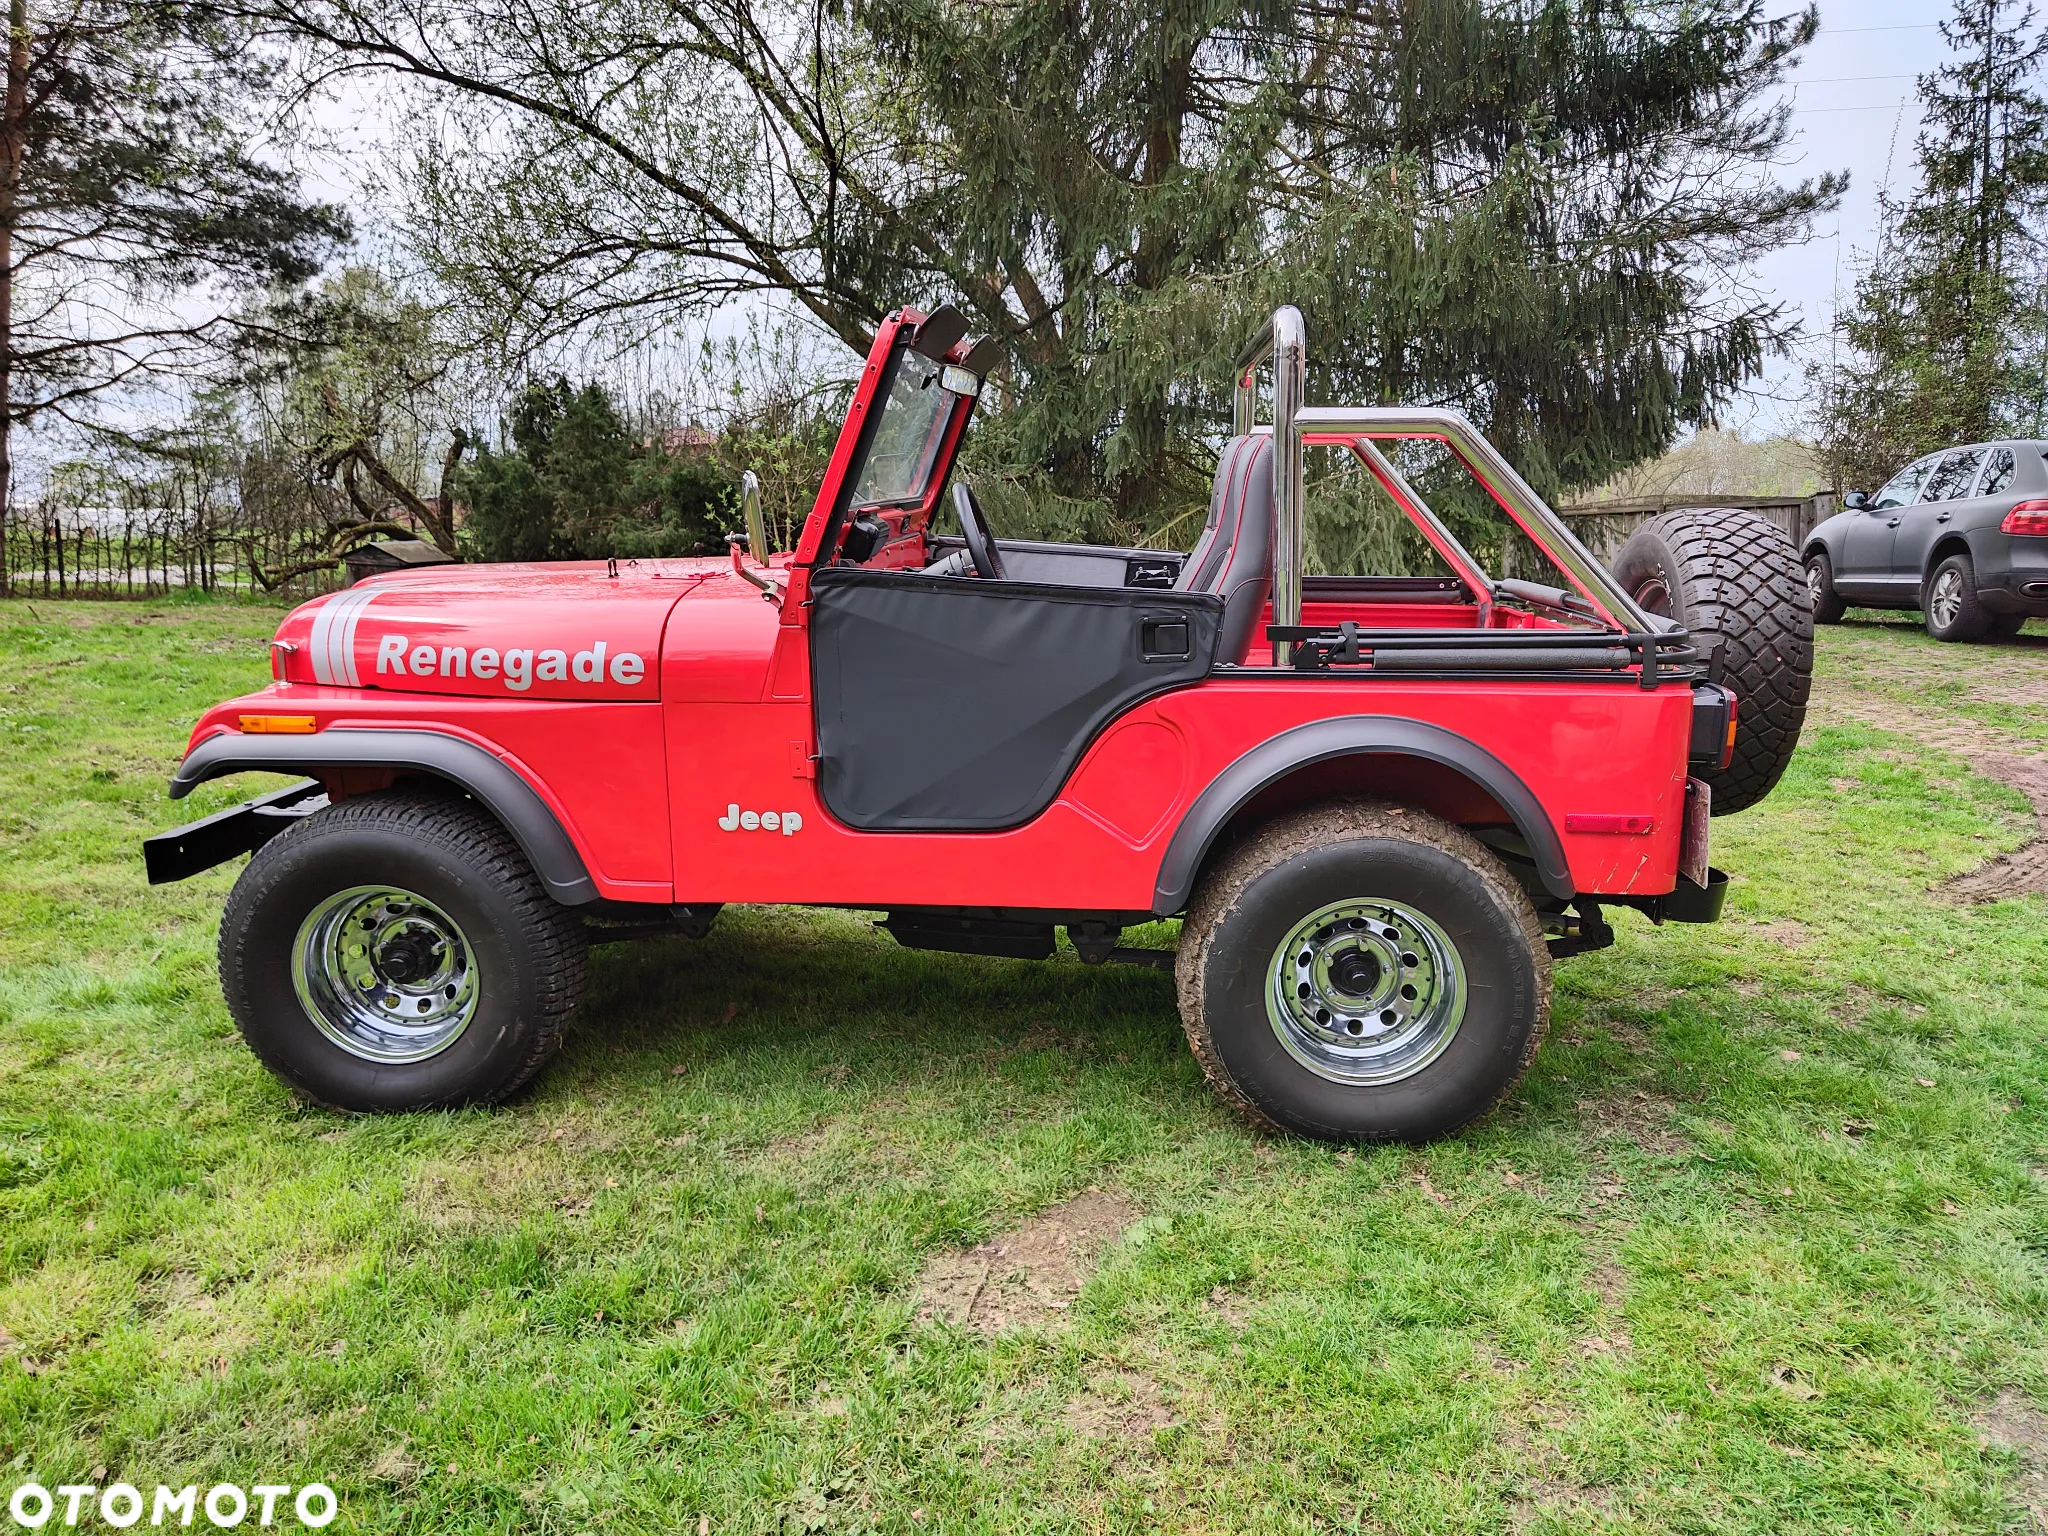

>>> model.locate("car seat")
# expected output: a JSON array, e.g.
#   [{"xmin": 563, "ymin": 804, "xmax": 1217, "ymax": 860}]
[{"xmin": 1176, "ymin": 433, "xmax": 1274, "ymax": 663}]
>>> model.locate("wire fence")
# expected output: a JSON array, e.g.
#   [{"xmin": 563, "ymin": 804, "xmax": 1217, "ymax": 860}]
[{"xmin": 3, "ymin": 489, "xmax": 357, "ymax": 600}]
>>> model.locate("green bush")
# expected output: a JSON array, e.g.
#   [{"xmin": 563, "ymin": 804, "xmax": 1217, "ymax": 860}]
[{"xmin": 461, "ymin": 378, "xmax": 737, "ymax": 562}]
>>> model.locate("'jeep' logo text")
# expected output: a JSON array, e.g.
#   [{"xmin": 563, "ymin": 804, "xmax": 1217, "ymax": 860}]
[{"xmin": 718, "ymin": 804, "xmax": 803, "ymax": 835}]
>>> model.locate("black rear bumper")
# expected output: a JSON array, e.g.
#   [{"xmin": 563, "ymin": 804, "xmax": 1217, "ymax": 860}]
[
  {"xmin": 1974, "ymin": 538, "xmax": 2048, "ymax": 615},
  {"xmin": 143, "ymin": 779, "xmax": 328, "ymax": 884},
  {"xmin": 1977, "ymin": 579, "xmax": 2048, "ymax": 616}
]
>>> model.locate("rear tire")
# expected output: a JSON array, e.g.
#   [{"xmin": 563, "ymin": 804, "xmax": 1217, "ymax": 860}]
[
  {"xmin": 1805, "ymin": 550, "xmax": 1847, "ymax": 625},
  {"xmin": 1611, "ymin": 509, "xmax": 1813, "ymax": 814},
  {"xmin": 1924, "ymin": 552, "xmax": 1992, "ymax": 642},
  {"xmin": 1176, "ymin": 802, "xmax": 1549, "ymax": 1143},
  {"xmin": 219, "ymin": 788, "xmax": 586, "ymax": 1111}
]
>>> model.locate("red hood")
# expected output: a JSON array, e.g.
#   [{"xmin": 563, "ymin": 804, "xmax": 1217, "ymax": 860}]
[{"xmin": 273, "ymin": 558, "xmax": 732, "ymax": 701}]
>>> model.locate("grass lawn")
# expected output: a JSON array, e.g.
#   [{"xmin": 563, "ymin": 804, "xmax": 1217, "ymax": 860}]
[{"xmin": 2, "ymin": 595, "xmax": 2046, "ymax": 1534}]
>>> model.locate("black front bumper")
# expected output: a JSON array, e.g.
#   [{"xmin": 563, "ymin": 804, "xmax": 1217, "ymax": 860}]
[{"xmin": 143, "ymin": 779, "xmax": 328, "ymax": 884}]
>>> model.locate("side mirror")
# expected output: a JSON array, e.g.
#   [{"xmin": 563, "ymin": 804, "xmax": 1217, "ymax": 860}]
[
  {"xmin": 741, "ymin": 469, "xmax": 770, "ymax": 562},
  {"xmin": 1843, "ymin": 490, "xmax": 1868, "ymax": 511}
]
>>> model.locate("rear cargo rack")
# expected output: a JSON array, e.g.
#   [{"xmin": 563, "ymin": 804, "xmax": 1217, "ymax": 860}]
[{"xmin": 1265, "ymin": 625, "xmax": 1703, "ymax": 687}]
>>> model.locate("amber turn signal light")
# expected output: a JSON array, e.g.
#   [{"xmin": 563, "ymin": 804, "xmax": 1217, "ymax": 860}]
[{"xmin": 237, "ymin": 714, "xmax": 317, "ymax": 734}]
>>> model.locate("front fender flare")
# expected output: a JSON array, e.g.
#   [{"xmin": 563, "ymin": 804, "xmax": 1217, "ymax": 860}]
[
  {"xmin": 170, "ymin": 728, "xmax": 598, "ymax": 904},
  {"xmin": 1150, "ymin": 715, "xmax": 1573, "ymax": 915},
  {"xmin": 1804, "ymin": 513, "xmax": 1849, "ymax": 561}
]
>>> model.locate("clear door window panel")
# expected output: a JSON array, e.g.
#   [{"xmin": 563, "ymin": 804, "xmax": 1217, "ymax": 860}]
[{"xmin": 1874, "ymin": 457, "xmax": 1938, "ymax": 509}]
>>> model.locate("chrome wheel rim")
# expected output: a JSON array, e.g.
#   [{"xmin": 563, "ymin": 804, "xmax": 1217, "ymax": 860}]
[
  {"xmin": 1930, "ymin": 567, "xmax": 1965, "ymax": 628},
  {"xmin": 292, "ymin": 886, "xmax": 480, "ymax": 1063},
  {"xmin": 1266, "ymin": 899, "xmax": 1467, "ymax": 1085},
  {"xmin": 1805, "ymin": 561, "xmax": 1825, "ymax": 607}
]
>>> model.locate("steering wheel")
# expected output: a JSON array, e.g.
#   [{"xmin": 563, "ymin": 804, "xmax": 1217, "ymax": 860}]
[{"xmin": 952, "ymin": 481, "xmax": 1005, "ymax": 579}]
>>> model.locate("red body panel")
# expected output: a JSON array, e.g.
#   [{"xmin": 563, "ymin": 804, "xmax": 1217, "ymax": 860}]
[
  {"xmin": 195, "ymin": 569, "xmax": 1692, "ymax": 908},
  {"xmin": 660, "ymin": 675, "xmax": 1687, "ymax": 906},
  {"xmin": 273, "ymin": 562, "xmax": 699, "ymax": 701},
  {"xmin": 188, "ymin": 677, "xmax": 674, "ymax": 900},
  {"xmin": 184, "ymin": 308, "xmax": 1704, "ymax": 915}
]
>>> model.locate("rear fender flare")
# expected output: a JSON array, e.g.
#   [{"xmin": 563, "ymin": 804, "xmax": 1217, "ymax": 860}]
[
  {"xmin": 1150, "ymin": 715, "xmax": 1573, "ymax": 914},
  {"xmin": 169, "ymin": 728, "xmax": 598, "ymax": 904},
  {"xmin": 1924, "ymin": 531, "xmax": 1975, "ymax": 584}
]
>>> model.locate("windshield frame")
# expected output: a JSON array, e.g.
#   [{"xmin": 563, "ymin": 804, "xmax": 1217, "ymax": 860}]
[{"xmin": 790, "ymin": 317, "xmax": 978, "ymax": 600}]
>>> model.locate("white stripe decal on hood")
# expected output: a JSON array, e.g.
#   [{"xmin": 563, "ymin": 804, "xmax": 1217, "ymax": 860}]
[
  {"xmin": 308, "ymin": 594, "xmax": 339, "ymax": 684},
  {"xmin": 337, "ymin": 587, "xmax": 374, "ymax": 685},
  {"xmin": 309, "ymin": 587, "xmax": 375, "ymax": 688}
]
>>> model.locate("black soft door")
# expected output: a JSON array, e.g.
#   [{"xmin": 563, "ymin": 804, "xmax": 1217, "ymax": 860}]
[{"xmin": 809, "ymin": 567, "xmax": 1223, "ymax": 830}]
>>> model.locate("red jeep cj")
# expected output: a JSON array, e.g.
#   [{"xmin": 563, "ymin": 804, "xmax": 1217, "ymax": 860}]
[{"xmin": 148, "ymin": 306, "xmax": 1813, "ymax": 1142}]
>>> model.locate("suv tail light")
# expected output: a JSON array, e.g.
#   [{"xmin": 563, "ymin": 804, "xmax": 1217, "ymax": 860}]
[
  {"xmin": 1689, "ymin": 684, "xmax": 1737, "ymax": 770},
  {"xmin": 2001, "ymin": 499, "xmax": 2048, "ymax": 535}
]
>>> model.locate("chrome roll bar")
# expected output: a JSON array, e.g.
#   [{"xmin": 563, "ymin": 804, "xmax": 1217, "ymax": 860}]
[
  {"xmin": 1231, "ymin": 311, "xmax": 1650, "ymax": 656},
  {"xmin": 1291, "ymin": 406, "xmax": 1651, "ymax": 630},
  {"xmin": 1234, "ymin": 307, "xmax": 1306, "ymax": 661},
  {"xmin": 1231, "ymin": 316, "xmax": 1277, "ymax": 435}
]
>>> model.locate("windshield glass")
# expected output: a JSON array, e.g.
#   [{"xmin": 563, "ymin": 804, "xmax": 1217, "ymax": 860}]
[{"xmin": 849, "ymin": 349, "xmax": 956, "ymax": 506}]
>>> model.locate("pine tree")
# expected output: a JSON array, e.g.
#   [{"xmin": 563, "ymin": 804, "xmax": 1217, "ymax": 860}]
[
  {"xmin": 462, "ymin": 379, "xmax": 736, "ymax": 561},
  {"xmin": 210, "ymin": 0, "xmax": 1838, "ymax": 531},
  {"xmin": 1814, "ymin": 0, "xmax": 2048, "ymax": 491}
]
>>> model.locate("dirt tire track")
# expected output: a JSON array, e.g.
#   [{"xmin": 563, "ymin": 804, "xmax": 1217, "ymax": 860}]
[{"xmin": 1807, "ymin": 693, "xmax": 2048, "ymax": 903}]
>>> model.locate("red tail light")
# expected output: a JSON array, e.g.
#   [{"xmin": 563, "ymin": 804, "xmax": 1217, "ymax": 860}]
[
  {"xmin": 2001, "ymin": 499, "xmax": 2048, "ymax": 535},
  {"xmin": 1689, "ymin": 683, "xmax": 1737, "ymax": 769}
]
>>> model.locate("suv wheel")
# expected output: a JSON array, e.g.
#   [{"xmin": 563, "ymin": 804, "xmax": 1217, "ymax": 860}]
[
  {"xmin": 1610, "ymin": 508, "xmax": 1812, "ymax": 814},
  {"xmin": 1924, "ymin": 552, "xmax": 1992, "ymax": 642},
  {"xmin": 1805, "ymin": 550, "xmax": 1847, "ymax": 624},
  {"xmin": 220, "ymin": 788, "xmax": 587, "ymax": 1111},
  {"xmin": 1176, "ymin": 802, "xmax": 1549, "ymax": 1143}
]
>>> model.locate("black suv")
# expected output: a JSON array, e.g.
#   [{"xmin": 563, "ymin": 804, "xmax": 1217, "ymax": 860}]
[{"xmin": 1805, "ymin": 440, "xmax": 2048, "ymax": 640}]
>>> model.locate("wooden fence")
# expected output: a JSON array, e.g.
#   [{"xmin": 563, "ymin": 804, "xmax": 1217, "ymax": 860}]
[
  {"xmin": 1, "ymin": 488, "xmax": 1845, "ymax": 600},
  {"xmin": 1555, "ymin": 493, "xmax": 1839, "ymax": 561}
]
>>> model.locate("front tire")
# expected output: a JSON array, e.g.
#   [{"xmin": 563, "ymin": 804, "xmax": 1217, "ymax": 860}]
[
  {"xmin": 1924, "ymin": 553, "xmax": 1992, "ymax": 642},
  {"xmin": 1176, "ymin": 802, "xmax": 1550, "ymax": 1143},
  {"xmin": 219, "ymin": 788, "xmax": 587, "ymax": 1111}
]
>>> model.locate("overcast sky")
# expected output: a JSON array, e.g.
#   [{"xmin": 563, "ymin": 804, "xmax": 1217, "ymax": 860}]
[{"xmin": 1738, "ymin": 2, "xmax": 1956, "ymax": 435}]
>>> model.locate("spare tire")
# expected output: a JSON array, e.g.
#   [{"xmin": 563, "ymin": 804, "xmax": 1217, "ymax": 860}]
[{"xmin": 1609, "ymin": 508, "xmax": 1813, "ymax": 815}]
